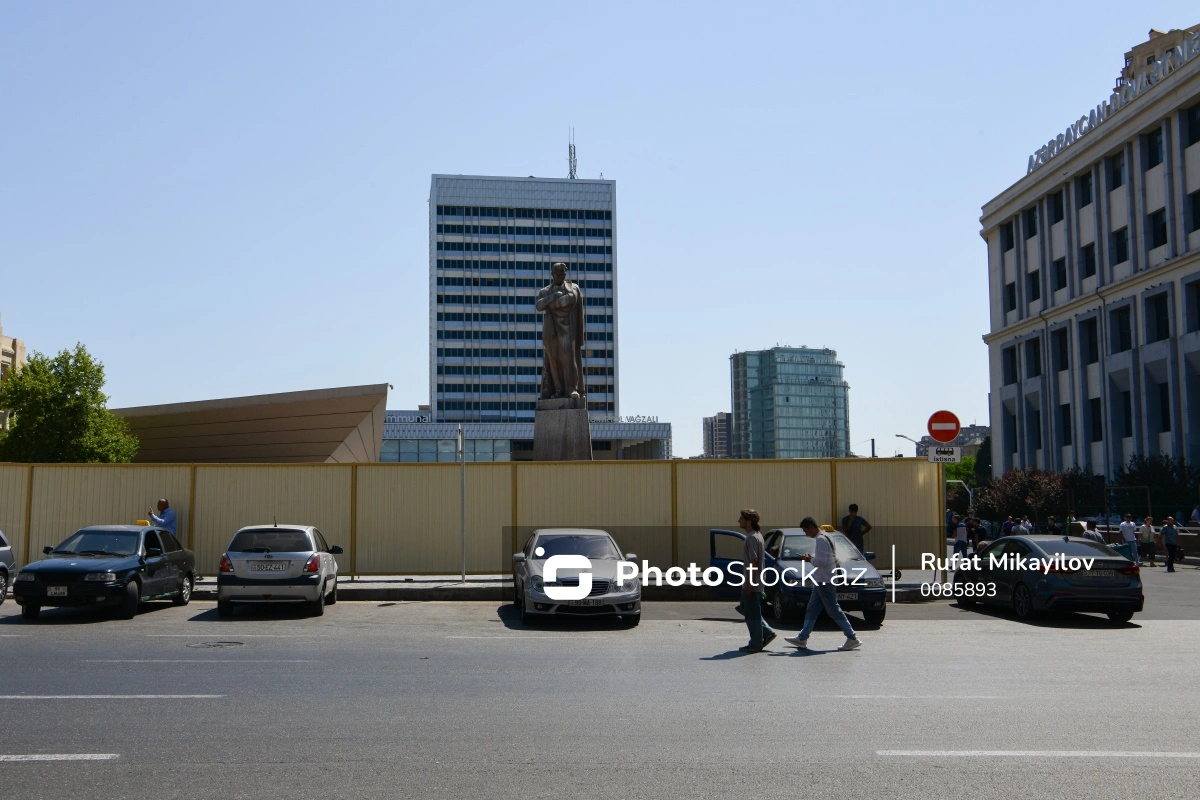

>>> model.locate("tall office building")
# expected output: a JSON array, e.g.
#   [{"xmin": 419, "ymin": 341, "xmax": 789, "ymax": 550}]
[
  {"xmin": 730, "ymin": 347, "xmax": 850, "ymax": 459},
  {"xmin": 702, "ymin": 412, "xmax": 732, "ymax": 458},
  {"xmin": 430, "ymin": 175, "xmax": 617, "ymax": 423},
  {"xmin": 981, "ymin": 25, "xmax": 1200, "ymax": 478}
]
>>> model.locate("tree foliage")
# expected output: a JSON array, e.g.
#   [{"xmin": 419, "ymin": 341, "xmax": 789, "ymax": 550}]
[
  {"xmin": 975, "ymin": 468, "xmax": 1065, "ymax": 522},
  {"xmin": 0, "ymin": 344, "xmax": 138, "ymax": 463},
  {"xmin": 1112, "ymin": 454, "xmax": 1199, "ymax": 518}
]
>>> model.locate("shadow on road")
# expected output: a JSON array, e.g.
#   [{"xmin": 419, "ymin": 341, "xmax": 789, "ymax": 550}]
[
  {"xmin": 943, "ymin": 601, "xmax": 1140, "ymax": 629},
  {"xmin": 0, "ymin": 601, "xmax": 178, "ymax": 626},
  {"xmin": 493, "ymin": 602, "xmax": 638, "ymax": 632},
  {"xmin": 186, "ymin": 604, "xmax": 320, "ymax": 622}
]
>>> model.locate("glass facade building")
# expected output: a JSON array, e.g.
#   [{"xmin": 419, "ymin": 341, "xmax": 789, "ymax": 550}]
[
  {"xmin": 430, "ymin": 175, "xmax": 618, "ymax": 423},
  {"xmin": 730, "ymin": 347, "xmax": 850, "ymax": 459}
]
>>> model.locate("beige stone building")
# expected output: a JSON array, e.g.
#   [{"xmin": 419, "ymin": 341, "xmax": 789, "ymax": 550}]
[
  {"xmin": 981, "ymin": 26, "xmax": 1200, "ymax": 478},
  {"xmin": 0, "ymin": 315, "xmax": 27, "ymax": 430}
]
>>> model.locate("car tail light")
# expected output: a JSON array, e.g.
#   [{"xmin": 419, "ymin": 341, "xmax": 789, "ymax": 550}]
[
  {"xmin": 304, "ymin": 554, "xmax": 321, "ymax": 573},
  {"xmin": 1046, "ymin": 564, "xmax": 1076, "ymax": 574},
  {"xmin": 219, "ymin": 554, "xmax": 233, "ymax": 573},
  {"xmin": 1119, "ymin": 564, "xmax": 1140, "ymax": 575}
]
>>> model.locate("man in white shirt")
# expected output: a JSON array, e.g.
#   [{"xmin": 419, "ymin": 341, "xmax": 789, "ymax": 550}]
[
  {"xmin": 1118, "ymin": 514, "xmax": 1138, "ymax": 561},
  {"xmin": 784, "ymin": 517, "xmax": 861, "ymax": 652}
]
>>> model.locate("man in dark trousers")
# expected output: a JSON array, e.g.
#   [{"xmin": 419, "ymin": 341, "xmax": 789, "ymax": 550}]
[
  {"xmin": 841, "ymin": 504, "xmax": 873, "ymax": 554},
  {"xmin": 737, "ymin": 508, "xmax": 775, "ymax": 653}
]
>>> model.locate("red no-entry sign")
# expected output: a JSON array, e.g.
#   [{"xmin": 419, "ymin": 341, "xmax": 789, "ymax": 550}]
[{"xmin": 927, "ymin": 410, "xmax": 961, "ymax": 443}]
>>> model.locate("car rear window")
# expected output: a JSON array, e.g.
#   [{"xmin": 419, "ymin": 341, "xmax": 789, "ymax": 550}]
[
  {"xmin": 1034, "ymin": 539, "xmax": 1120, "ymax": 557},
  {"xmin": 229, "ymin": 529, "xmax": 312, "ymax": 553}
]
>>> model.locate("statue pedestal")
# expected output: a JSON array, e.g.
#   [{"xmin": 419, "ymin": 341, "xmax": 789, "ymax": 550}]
[{"xmin": 533, "ymin": 398, "xmax": 592, "ymax": 461}]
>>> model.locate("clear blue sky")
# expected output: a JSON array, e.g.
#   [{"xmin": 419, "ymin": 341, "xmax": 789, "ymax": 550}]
[{"xmin": 3, "ymin": 2, "xmax": 1196, "ymax": 458}]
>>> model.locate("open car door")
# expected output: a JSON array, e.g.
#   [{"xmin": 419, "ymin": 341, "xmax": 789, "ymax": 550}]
[{"xmin": 709, "ymin": 528, "xmax": 746, "ymax": 599}]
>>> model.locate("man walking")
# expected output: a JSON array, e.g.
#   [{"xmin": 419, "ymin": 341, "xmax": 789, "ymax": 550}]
[
  {"xmin": 147, "ymin": 498, "xmax": 176, "ymax": 536},
  {"xmin": 785, "ymin": 517, "xmax": 861, "ymax": 652},
  {"xmin": 737, "ymin": 509, "xmax": 775, "ymax": 653},
  {"xmin": 841, "ymin": 504, "xmax": 873, "ymax": 554},
  {"xmin": 1161, "ymin": 516, "xmax": 1179, "ymax": 573}
]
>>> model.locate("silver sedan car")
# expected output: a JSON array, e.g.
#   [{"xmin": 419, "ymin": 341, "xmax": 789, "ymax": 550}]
[
  {"xmin": 217, "ymin": 525, "xmax": 342, "ymax": 617},
  {"xmin": 512, "ymin": 528, "xmax": 641, "ymax": 626}
]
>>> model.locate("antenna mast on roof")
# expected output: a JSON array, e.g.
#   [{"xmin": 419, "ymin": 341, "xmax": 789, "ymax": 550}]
[{"xmin": 568, "ymin": 129, "xmax": 577, "ymax": 180}]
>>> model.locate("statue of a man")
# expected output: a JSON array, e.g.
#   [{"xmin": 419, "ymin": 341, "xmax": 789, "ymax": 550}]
[{"xmin": 535, "ymin": 262, "xmax": 586, "ymax": 401}]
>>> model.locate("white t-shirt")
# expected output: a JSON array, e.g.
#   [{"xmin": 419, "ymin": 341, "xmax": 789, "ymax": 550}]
[
  {"xmin": 955, "ymin": 523, "xmax": 969, "ymax": 542},
  {"xmin": 1138, "ymin": 524, "xmax": 1156, "ymax": 543},
  {"xmin": 1119, "ymin": 521, "xmax": 1138, "ymax": 542}
]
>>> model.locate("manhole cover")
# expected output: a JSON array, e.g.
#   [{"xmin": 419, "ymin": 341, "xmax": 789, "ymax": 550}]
[{"xmin": 185, "ymin": 641, "xmax": 245, "ymax": 649}]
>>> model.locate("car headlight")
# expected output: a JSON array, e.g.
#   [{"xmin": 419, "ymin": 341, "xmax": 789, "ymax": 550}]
[
  {"xmin": 15, "ymin": 572, "xmax": 35, "ymax": 582},
  {"xmin": 616, "ymin": 577, "xmax": 640, "ymax": 594},
  {"xmin": 863, "ymin": 578, "xmax": 884, "ymax": 588},
  {"xmin": 529, "ymin": 576, "xmax": 545, "ymax": 594},
  {"xmin": 84, "ymin": 572, "xmax": 118, "ymax": 582}
]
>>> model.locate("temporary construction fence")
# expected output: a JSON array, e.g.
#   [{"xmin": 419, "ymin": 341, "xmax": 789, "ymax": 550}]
[{"xmin": 0, "ymin": 458, "xmax": 944, "ymax": 576}]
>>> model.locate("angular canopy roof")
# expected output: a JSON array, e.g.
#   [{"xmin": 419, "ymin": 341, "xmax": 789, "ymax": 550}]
[{"xmin": 111, "ymin": 384, "xmax": 387, "ymax": 463}]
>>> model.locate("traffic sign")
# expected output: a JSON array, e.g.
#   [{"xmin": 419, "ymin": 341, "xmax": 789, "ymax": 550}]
[
  {"xmin": 928, "ymin": 446, "xmax": 962, "ymax": 463},
  {"xmin": 927, "ymin": 410, "xmax": 961, "ymax": 443}
]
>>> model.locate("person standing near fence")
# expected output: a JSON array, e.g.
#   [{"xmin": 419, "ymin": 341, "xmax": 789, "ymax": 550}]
[
  {"xmin": 841, "ymin": 504, "xmax": 872, "ymax": 555},
  {"xmin": 147, "ymin": 499, "xmax": 176, "ymax": 536},
  {"xmin": 1161, "ymin": 517, "xmax": 1179, "ymax": 573},
  {"xmin": 1138, "ymin": 517, "xmax": 1157, "ymax": 567},
  {"xmin": 1119, "ymin": 514, "xmax": 1138, "ymax": 559}
]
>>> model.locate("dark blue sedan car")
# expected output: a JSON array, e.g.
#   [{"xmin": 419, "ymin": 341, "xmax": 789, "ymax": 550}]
[
  {"xmin": 710, "ymin": 528, "xmax": 889, "ymax": 625},
  {"xmin": 12, "ymin": 525, "xmax": 195, "ymax": 621}
]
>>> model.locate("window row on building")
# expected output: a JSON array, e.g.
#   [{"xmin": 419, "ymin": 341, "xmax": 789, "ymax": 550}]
[
  {"xmin": 435, "ymin": 206, "xmax": 612, "ymax": 220},
  {"xmin": 436, "ymin": 294, "xmax": 613, "ymax": 307},
  {"xmin": 436, "ymin": 278, "xmax": 612, "ymax": 290},
  {"xmin": 437, "ymin": 241, "xmax": 613, "ymax": 255},
  {"xmin": 436, "ymin": 259, "xmax": 611, "ymax": 272},
  {"xmin": 436, "ymin": 347, "xmax": 615, "ymax": 360},
  {"xmin": 436, "ymin": 400, "xmax": 616, "ymax": 412},
  {"xmin": 436, "ymin": 224, "xmax": 611, "ymax": 237}
]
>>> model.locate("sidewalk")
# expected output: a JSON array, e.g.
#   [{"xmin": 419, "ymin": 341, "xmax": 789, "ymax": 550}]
[{"xmin": 193, "ymin": 571, "xmax": 936, "ymax": 602}]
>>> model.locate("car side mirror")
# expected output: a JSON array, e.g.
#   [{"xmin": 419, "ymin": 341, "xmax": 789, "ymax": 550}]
[
  {"xmin": 146, "ymin": 547, "xmax": 163, "ymax": 558},
  {"xmin": 512, "ymin": 553, "xmax": 526, "ymax": 563},
  {"xmin": 43, "ymin": 545, "xmax": 53, "ymax": 555},
  {"xmin": 864, "ymin": 551, "xmax": 876, "ymax": 561},
  {"xmin": 625, "ymin": 553, "xmax": 637, "ymax": 561},
  {"xmin": 330, "ymin": 545, "xmax": 344, "ymax": 555}
]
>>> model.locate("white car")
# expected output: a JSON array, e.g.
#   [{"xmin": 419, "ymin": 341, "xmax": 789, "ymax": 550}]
[
  {"xmin": 217, "ymin": 524, "xmax": 342, "ymax": 617},
  {"xmin": 512, "ymin": 528, "xmax": 641, "ymax": 626}
]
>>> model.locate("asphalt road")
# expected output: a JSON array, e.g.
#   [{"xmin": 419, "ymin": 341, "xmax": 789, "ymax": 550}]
[{"xmin": 0, "ymin": 595, "xmax": 1197, "ymax": 800}]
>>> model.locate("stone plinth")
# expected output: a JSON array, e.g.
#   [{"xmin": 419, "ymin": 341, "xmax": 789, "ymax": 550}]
[{"xmin": 533, "ymin": 399, "xmax": 592, "ymax": 461}]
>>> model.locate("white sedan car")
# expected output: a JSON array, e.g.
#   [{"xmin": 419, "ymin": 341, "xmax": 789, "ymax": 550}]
[{"xmin": 217, "ymin": 524, "xmax": 342, "ymax": 617}]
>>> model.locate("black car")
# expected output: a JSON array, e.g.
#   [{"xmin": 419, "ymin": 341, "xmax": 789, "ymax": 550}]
[{"xmin": 12, "ymin": 525, "xmax": 195, "ymax": 621}]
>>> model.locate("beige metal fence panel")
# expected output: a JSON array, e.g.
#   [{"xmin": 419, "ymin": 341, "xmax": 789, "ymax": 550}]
[
  {"xmin": 354, "ymin": 463, "xmax": 511, "ymax": 574},
  {"xmin": 0, "ymin": 465, "xmax": 30, "ymax": 568},
  {"xmin": 27, "ymin": 465, "xmax": 192, "ymax": 556},
  {"xmin": 674, "ymin": 460, "xmax": 834, "ymax": 569},
  {"xmin": 192, "ymin": 465, "xmax": 351, "ymax": 575},
  {"xmin": 515, "ymin": 462, "xmax": 674, "ymax": 569},
  {"xmin": 834, "ymin": 458, "xmax": 942, "ymax": 570}
]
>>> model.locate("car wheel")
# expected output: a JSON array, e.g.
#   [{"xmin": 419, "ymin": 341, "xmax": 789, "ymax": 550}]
[
  {"xmin": 21, "ymin": 602, "xmax": 40, "ymax": 620},
  {"xmin": 173, "ymin": 573, "xmax": 193, "ymax": 606},
  {"xmin": 1107, "ymin": 609, "xmax": 1134, "ymax": 623},
  {"xmin": 217, "ymin": 600, "xmax": 234, "ymax": 618},
  {"xmin": 0, "ymin": 570, "xmax": 8, "ymax": 607},
  {"xmin": 310, "ymin": 584, "xmax": 326, "ymax": 617},
  {"xmin": 326, "ymin": 579, "xmax": 338, "ymax": 605},
  {"xmin": 862, "ymin": 608, "xmax": 886, "ymax": 625},
  {"xmin": 115, "ymin": 580, "xmax": 140, "ymax": 619},
  {"xmin": 1012, "ymin": 583, "xmax": 1035, "ymax": 620},
  {"xmin": 622, "ymin": 614, "xmax": 641, "ymax": 627},
  {"xmin": 771, "ymin": 588, "xmax": 788, "ymax": 621}
]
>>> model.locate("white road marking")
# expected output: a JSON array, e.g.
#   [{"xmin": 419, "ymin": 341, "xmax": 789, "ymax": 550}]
[
  {"xmin": 0, "ymin": 694, "xmax": 222, "ymax": 700},
  {"xmin": 0, "ymin": 754, "xmax": 119, "ymax": 762},
  {"xmin": 0, "ymin": 634, "xmax": 29, "ymax": 637},
  {"xmin": 146, "ymin": 634, "xmax": 318, "ymax": 638},
  {"xmin": 85, "ymin": 662, "xmax": 314, "ymax": 666},
  {"xmin": 878, "ymin": 750, "xmax": 1200, "ymax": 758},
  {"xmin": 839, "ymin": 695, "xmax": 1001, "ymax": 699}
]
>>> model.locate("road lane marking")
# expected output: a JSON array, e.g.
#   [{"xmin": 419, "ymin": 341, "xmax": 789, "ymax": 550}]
[
  {"xmin": 878, "ymin": 750, "xmax": 1200, "ymax": 758},
  {"xmin": 0, "ymin": 754, "xmax": 119, "ymax": 762},
  {"xmin": 85, "ymin": 662, "xmax": 314, "ymax": 666},
  {"xmin": 0, "ymin": 694, "xmax": 223, "ymax": 700},
  {"xmin": 839, "ymin": 695, "xmax": 1001, "ymax": 699},
  {"xmin": 146, "ymin": 634, "xmax": 319, "ymax": 638}
]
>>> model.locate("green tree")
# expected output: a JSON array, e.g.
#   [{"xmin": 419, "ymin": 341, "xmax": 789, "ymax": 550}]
[
  {"xmin": 973, "ymin": 436, "xmax": 992, "ymax": 486},
  {"xmin": 0, "ymin": 344, "xmax": 138, "ymax": 463},
  {"xmin": 975, "ymin": 468, "xmax": 1065, "ymax": 523},
  {"xmin": 1112, "ymin": 454, "xmax": 1199, "ymax": 518}
]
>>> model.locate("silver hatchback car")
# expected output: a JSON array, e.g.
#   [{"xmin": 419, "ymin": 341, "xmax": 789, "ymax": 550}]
[{"xmin": 217, "ymin": 525, "xmax": 342, "ymax": 618}]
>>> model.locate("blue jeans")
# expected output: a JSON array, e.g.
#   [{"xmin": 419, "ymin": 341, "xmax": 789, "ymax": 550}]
[
  {"xmin": 798, "ymin": 583, "xmax": 858, "ymax": 641},
  {"xmin": 953, "ymin": 539, "xmax": 969, "ymax": 557},
  {"xmin": 743, "ymin": 591, "xmax": 773, "ymax": 647}
]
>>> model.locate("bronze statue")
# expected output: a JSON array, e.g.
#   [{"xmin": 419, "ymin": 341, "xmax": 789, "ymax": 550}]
[{"xmin": 535, "ymin": 262, "xmax": 586, "ymax": 400}]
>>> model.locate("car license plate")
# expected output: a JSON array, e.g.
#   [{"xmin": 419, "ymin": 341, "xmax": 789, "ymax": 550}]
[
  {"xmin": 567, "ymin": 598, "xmax": 605, "ymax": 606},
  {"xmin": 1081, "ymin": 569, "xmax": 1117, "ymax": 578},
  {"xmin": 837, "ymin": 592, "xmax": 857, "ymax": 602},
  {"xmin": 47, "ymin": 586, "xmax": 68, "ymax": 597},
  {"xmin": 250, "ymin": 562, "xmax": 288, "ymax": 572}
]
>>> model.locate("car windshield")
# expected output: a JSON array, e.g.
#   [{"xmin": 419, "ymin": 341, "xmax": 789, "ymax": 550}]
[
  {"xmin": 229, "ymin": 529, "xmax": 312, "ymax": 553},
  {"xmin": 53, "ymin": 530, "xmax": 140, "ymax": 557},
  {"xmin": 532, "ymin": 535, "xmax": 620, "ymax": 560},
  {"xmin": 1033, "ymin": 539, "xmax": 1121, "ymax": 558},
  {"xmin": 781, "ymin": 532, "xmax": 865, "ymax": 562}
]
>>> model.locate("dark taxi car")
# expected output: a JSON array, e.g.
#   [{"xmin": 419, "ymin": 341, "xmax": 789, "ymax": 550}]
[
  {"xmin": 13, "ymin": 525, "xmax": 195, "ymax": 621},
  {"xmin": 710, "ymin": 528, "xmax": 888, "ymax": 624},
  {"xmin": 952, "ymin": 535, "xmax": 1143, "ymax": 623}
]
